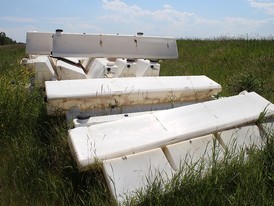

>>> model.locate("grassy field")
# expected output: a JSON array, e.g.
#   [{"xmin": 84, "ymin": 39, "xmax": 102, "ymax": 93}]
[{"xmin": 0, "ymin": 40, "xmax": 273, "ymax": 205}]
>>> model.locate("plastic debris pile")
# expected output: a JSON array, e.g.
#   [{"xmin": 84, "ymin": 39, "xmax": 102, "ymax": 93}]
[{"xmin": 22, "ymin": 30, "xmax": 274, "ymax": 204}]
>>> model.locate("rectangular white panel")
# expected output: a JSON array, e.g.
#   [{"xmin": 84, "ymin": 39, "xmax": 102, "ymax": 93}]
[
  {"xmin": 26, "ymin": 32, "xmax": 53, "ymax": 55},
  {"xmin": 164, "ymin": 134, "xmax": 224, "ymax": 171},
  {"xmin": 68, "ymin": 92, "xmax": 274, "ymax": 169},
  {"xmin": 52, "ymin": 33, "xmax": 178, "ymax": 59},
  {"xmin": 56, "ymin": 60, "xmax": 87, "ymax": 80},
  {"xmin": 218, "ymin": 125, "xmax": 263, "ymax": 152},
  {"xmin": 102, "ymin": 148, "xmax": 174, "ymax": 204},
  {"xmin": 45, "ymin": 75, "xmax": 222, "ymax": 112}
]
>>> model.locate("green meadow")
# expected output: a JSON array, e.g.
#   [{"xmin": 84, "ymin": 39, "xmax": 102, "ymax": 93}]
[{"xmin": 0, "ymin": 39, "xmax": 273, "ymax": 205}]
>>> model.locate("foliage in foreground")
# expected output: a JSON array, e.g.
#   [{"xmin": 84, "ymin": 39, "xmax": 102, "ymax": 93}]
[
  {"xmin": 0, "ymin": 46, "xmax": 111, "ymax": 205},
  {"xmin": 0, "ymin": 40, "xmax": 273, "ymax": 205},
  {"xmin": 128, "ymin": 133, "xmax": 274, "ymax": 206}
]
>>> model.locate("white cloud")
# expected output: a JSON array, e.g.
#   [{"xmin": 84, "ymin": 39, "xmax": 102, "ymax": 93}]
[
  {"xmin": 102, "ymin": 0, "xmax": 195, "ymax": 22},
  {"xmin": 98, "ymin": 14, "xmax": 133, "ymax": 23},
  {"xmin": 222, "ymin": 17, "xmax": 274, "ymax": 36},
  {"xmin": 248, "ymin": 0, "xmax": 274, "ymax": 14},
  {"xmin": 102, "ymin": 0, "xmax": 150, "ymax": 16},
  {"xmin": 100, "ymin": 0, "xmax": 274, "ymax": 38}
]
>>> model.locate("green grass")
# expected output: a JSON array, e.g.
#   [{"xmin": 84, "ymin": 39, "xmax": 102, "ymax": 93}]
[
  {"xmin": 0, "ymin": 40, "xmax": 273, "ymax": 205},
  {"xmin": 161, "ymin": 39, "xmax": 274, "ymax": 102},
  {"xmin": 131, "ymin": 143, "xmax": 274, "ymax": 206}
]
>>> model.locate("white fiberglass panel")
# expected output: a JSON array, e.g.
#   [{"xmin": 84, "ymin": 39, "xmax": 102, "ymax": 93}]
[
  {"xmin": 219, "ymin": 125, "xmax": 263, "ymax": 152},
  {"xmin": 52, "ymin": 33, "xmax": 178, "ymax": 59},
  {"xmin": 164, "ymin": 134, "xmax": 224, "ymax": 171},
  {"xmin": 26, "ymin": 32, "xmax": 53, "ymax": 55},
  {"xmin": 32, "ymin": 56, "xmax": 56, "ymax": 85},
  {"xmin": 56, "ymin": 60, "xmax": 86, "ymax": 80},
  {"xmin": 102, "ymin": 148, "xmax": 174, "ymax": 204},
  {"xmin": 68, "ymin": 92, "xmax": 274, "ymax": 169},
  {"xmin": 45, "ymin": 76, "xmax": 222, "ymax": 111}
]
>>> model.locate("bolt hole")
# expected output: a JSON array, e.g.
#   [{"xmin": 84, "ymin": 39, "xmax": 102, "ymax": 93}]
[{"xmin": 77, "ymin": 114, "xmax": 91, "ymax": 120}]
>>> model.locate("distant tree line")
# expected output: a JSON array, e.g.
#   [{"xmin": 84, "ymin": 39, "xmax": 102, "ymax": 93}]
[{"xmin": 0, "ymin": 32, "xmax": 16, "ymax": 45}]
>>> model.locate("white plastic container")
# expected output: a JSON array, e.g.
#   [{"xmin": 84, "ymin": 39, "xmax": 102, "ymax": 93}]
[
  {"xmin": 218, "ymin": 125, "xmax": 263, "ymax": 152},
  {"xmin": 68, "ymin": 92, "xmax": 274, "ymax": 170},
  {"xmin": 23, "ymin": 55, "xmax": 56, "ymax": 86},
  {"xmin": 136, "ymin": 59, "xmax": 160, "ymax": 77},
  {"xmin": 52, "ymin": 33, "xmax": 178, "ymax": 59},
  {"xmin": 86, "ymin": 58, "xmax": 118, "ymax": 78},
  {"xmin": 115, "ymin": 58, "xmax": 138, "ymax": 77},
  {"xmin": 103, "ymin": 148, "xmax": 174, "ymax": 204},
  {"xmin": 45, "ymin": 76, "xmax": 222, "ymax": 114},
  {"xmin": 26, "ymin": 32, "xmax": 53, "ymax": 55},
  {"xmin": 164, "ymin": 134, "xmax": 224, "ymax": 171},
  {"xmin": 56, "ymin": 59, "xmax": 87, "ymax": 80}
]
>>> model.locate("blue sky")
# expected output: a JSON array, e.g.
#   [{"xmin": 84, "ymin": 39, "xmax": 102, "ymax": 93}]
[{"xmin": 1, "ymin": 0, "xmax": 274, "ymax": 42}]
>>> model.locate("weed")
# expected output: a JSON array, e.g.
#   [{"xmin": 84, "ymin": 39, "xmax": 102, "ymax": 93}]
[{"xmin": 228, "ymin": 67, "xmax": 265, "ymax": 94}]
